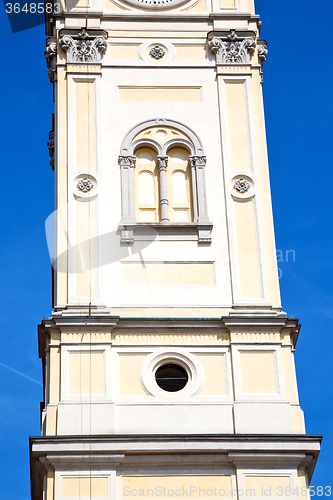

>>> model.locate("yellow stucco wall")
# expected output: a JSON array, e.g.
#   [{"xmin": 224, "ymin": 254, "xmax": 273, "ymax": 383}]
[
  {"xmin": 175, "ymin": 46, "xmax": 207, "ymax": 60},
  {"xmin": 197, "ymin": 354, "xmax": 226, "ymax": 395},
  {"xmin": 225, "ymin": 81, "xmax": 251, "ymax": 172},
  {"xmin": 119, "ymin": 87, "xmax": 202, "ymax": 102},
  {"xmin": 250, "ymin": 70, "xmax": 281, "ymax": 307},
  {"xmin": 76, "ymin": 199, "xmax": 97, "ymax": 298},
  {"xmin": 68, "ymin": 351, "xmax": 104, "ymax": 394},
  {"xmin": 245, "ymin": 476, "xmax": 290, "ymax": 495},
  {"xmin": 240, "ymin": 351, "xmax": 277, "ymax": 394},
  {"xmin": 63, "ymin": 477, "xmax": 109, "ymax": 497},
  {"xmin": 233, "ymin": 199, "xmax": 262, "ymax": 298},
  {"xmin": 110, "ymin": 45, "xmax": 139, "ymax": 59},
  {"xmin": 119, "ymin": 354, "xmax": 148, "ymax": 396},
  {"xmin": 122, "ymin": 476, "xmax": 233, "ymax": 498},
  {"xmin": 121, "ymin": 262, "xmax": 215, "ymax": 286},
  {"xmin": 75, "ymin": 80, "xmax": 95, "ymax": 171}
]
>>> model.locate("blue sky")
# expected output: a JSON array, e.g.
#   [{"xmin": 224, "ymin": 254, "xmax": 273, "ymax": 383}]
[{"xmin": 0, "ymin": 1, "xmax": 332, "ymax": 498}]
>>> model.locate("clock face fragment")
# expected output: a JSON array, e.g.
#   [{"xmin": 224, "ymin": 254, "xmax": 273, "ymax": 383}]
[{"xmin": 123, "ymin": 0, "xmax": 189, "ymax": 9}]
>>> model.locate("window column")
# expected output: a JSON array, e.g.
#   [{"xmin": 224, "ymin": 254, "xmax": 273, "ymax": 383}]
[{"xmin": 157, "ymin": 156, "xmax": 170, "ymax": 223}]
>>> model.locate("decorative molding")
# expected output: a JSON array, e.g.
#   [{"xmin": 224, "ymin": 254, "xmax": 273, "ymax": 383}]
[
  {"xmin": 231, "ymin": 332, "xmax": 280, "ymax": 342},
  {"xmin": 257, "ymin": 40, "xmax": 268, "ymax": 63},
  {"xmin": 113, "ymin": 333, "xmax": 230, "ymax": 344},
  {"xmin": 118, "ymin": 155, "xmax": 136, "ymax": 168},
  {"xmin": 77, "ymin": 177, "xmax": 94, "ymax": 192},
  {"xmin": 118, "ymin": 222, "xmax": 213, "ymax": 245},
  {"xmin": 73, "ymin": 173, "xmax": 98, "ymax": 201},
  {"xmin": 257, "ymin": 40, "xmax": 268, "ymax": 83},
  {"xmin": 157, "ymin": 156, "xmax": 168, "ymax": 172},
  {"xmin": 59, "ymin": 28, "xmax": 108, "ymax": 63},
  {"xmin": 61, "ymin": 332, "xmax": 112, "ymax": 343},
  {"xmin": 149, "ymin": 45, "xmax": 165, "ymax": 60},
  {"xmin": 189, "ymin": 155, "xmax": 210, "ymax": 228},
  {"xmin": 119, "ymin": 155, "xmax": 136, "ymax": 228},
  {"xmin": 47, "ymin": 129, "xmax": 54, "ymax": 171},
  {"xmin": 120, "ymin": 118, "xmax": 204, "ymax": 156},
  {"xmin": 119, "ymin": 120, "xmax": 210, "ymax": 241},
  {"xmin": 208, "ymin": 30, "xmax": 256, "ymax": 64},
  {"xmin": 234, "ymin": 178, "xmax": 250, "ymax": 193},
  {"xmin": 45, "ymin": 38, "xmax": 57, "ymax": 82},
  {"xmin": 139, "ymin": 349, "xmax": 204, "ymax": 399},
  {"xmin": 189, "ymin": 155, "xmax": 206, "ymax": 168}
]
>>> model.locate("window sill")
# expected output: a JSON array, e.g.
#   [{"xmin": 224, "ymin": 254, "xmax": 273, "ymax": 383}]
[{"xmin": 118, "ymin": 222, "xmax": 213, "ymax": 244}]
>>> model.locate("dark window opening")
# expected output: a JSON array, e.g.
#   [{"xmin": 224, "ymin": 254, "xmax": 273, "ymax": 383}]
[{"xmin": 155, "ymin": 363, "xmax": 188, "ymax": 392}]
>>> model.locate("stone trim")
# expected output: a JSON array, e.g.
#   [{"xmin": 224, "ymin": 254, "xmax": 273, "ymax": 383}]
[
  {"xmin": 44, "ymin": 38, "xmax": 57, "ymax": 82},
  {"xmin": 119, "ymin": 120, "xmax": 211, "ymax": 241},
  {"xmin": 59, "ymin": 28, "xmax": 108, "ymax": 63},
  {"xmin": 208, "ymin": 30, "xmax": 256, "ymax": 65}
]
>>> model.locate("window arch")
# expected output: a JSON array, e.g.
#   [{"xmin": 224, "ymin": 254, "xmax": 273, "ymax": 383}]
[{"xmin": 118, "ymin": 119, "xmax": 211, "ymax": 243}]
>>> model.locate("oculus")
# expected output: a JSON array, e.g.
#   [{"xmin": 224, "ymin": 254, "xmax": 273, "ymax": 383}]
[{"xmin": 155, "ymin": 363, "xmax": 189, "ymax": 392}]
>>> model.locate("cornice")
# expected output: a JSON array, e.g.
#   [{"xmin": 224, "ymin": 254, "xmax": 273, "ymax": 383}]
[{"xmin": 52, "ymin": 11, "xmax": 259, "ymax": 21}]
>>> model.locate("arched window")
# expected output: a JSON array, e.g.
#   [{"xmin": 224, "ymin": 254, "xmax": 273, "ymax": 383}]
[
  {"xmin": 135, "ymin": 149, "xmax": 159, "ymax": 222},
  {"xmin": 119, "ymin": 119, "xmax": 211, "ymax": 243},
  {"xmin": 168, "ymin": 148, "xmax": 192, "ymax": 223}
]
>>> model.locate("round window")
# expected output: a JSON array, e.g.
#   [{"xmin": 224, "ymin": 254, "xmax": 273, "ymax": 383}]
[{"xmin": 155, "ymin": 363, "xmax": 188, "ymax": 392}]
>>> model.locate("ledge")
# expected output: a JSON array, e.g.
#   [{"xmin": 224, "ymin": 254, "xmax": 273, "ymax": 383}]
[{"xmin": 118, "ymin": 222, "xmax": 213, "ymax": 244}]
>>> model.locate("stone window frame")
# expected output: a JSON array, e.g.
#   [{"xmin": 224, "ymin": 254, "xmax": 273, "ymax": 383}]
[{"xmin": 118, "ymin": 118, "xmax": 212, "ymax": 244}]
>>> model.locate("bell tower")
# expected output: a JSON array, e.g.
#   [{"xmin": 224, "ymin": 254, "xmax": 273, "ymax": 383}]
[{"xmin": 30, "ymin": 0, "xmax": 321, "ymax": 498}]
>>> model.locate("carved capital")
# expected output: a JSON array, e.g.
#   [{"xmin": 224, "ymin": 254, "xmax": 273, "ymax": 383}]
[
  {"xmin": 189, "ymin": 155, "xmax": 207, "ymax": 168},
  {"xmin": 208, "ymin": 30, "xmax": 256, "ymax": 64},
  {"xmin": 157, "ymin": 156, "xmax": 168, "ymax": 171},
  {"xmin": 45, "ymin": 38, "xmax": 57, "ymax": 82},
  {"xmin": 118, "ymin": 156, "xmax": 136, "ymax": 168},
  {"xmin": 59, "ymin": 28, "xmax": 108, "ymax": 63}
]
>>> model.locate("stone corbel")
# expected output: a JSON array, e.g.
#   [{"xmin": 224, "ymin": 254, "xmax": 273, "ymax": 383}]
[
  {"xmin": 47, "ymin": 130, "xmax": 54, "ymax": 170},
  {"xmin": 257, "ymin": 39, "xmax": 268, "ymax": 82},
  {"xmin": 59, "ymin": 28, "xmax": 108, "ymax": 63},
  {"xmin": 208, "ymin": 30, "xmax": 256, "ymax": 64},
  {"xmin": 44, "ymin": 38, "xmax": 57, "ymax": 82},
  {"xmin": 257, "ymin": 40, "xmax": 268, "ymax": 63}
]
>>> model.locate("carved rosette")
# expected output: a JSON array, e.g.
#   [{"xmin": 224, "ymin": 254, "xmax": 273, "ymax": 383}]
[
  {"xmin": 59, "ymin": 28, "xmax": 108, "ymax": 63},
  {"xmin": 234, "ymin": 178, "xmax": 250, "ymax": 193},
  {"xmin": 149, "ymin": 46, "xmax": 165, "ymax": 59},
  {"xmin": 77, "ymin": 178, "xmax": 94, "ymax": 192},
  {"xmin": 208, "ymin": 30, "xmax": 256, "ymax": 64},
  {"xmin": 45, "ymin": 39, "xmax": 57, "ymax": 82}
]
